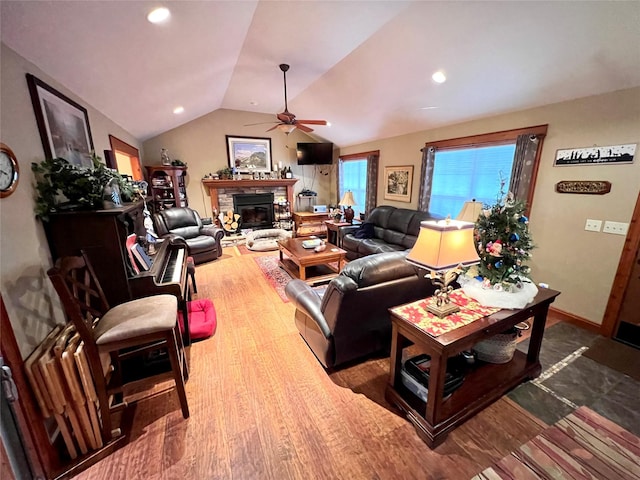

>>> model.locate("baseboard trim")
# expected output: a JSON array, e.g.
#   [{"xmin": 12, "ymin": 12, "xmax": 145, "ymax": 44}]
[{"xmin": 549, "ymin": 306, "xmax": 601, "ymax": 334}]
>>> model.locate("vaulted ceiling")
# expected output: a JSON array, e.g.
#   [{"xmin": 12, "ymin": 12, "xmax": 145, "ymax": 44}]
[{"xmin": 2, "ymin": 1, "xmax": 639, "ymax": 147}]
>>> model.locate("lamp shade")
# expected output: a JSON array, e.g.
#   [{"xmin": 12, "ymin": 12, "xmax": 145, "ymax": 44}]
[
  {"xmin": 406, "ymin": 220, "xmax": 480, "ymax": 271},
  {"xmin": 456, "ymin": 200, "xmax": 483, "ymax": 223},
  {"xmin": 277, "ymin": 124, "xmax": 296, "ymax": 134},
  {"xmin": 339, "ymin": 191, "xmax": 356, "ymax": 207}
]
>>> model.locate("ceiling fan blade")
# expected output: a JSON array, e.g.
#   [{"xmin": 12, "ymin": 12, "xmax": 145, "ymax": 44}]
[
  {"xmin": 265, "ymin": 125, "xmax": 279, "ymax": 132},
  {"xmin": 295, "ymin": 123, "xmax": 314, "ymax": 133},
  {"xmin": 244, "ymin": 121, "xmax": 279, "ymax": 126},
  {"xmin": 295, "ymin": 120, "xmax": 327, "ymax": 126}
]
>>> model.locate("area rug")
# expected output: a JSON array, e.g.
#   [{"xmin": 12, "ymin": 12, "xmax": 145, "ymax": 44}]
[
  {"xmin": 472, "ymin": 406, "xmax": 640, "ymax": 479},
  {"xmin": 254, "ymin": 255, "xmax": 329, "ymax": 303},
  {"xmin": 254, "ymin": 255, "xmax": 291, "ymax": 302},
  {"xmin": 583, "ymin": 336, "xmax": 640, "ymax": 381}
]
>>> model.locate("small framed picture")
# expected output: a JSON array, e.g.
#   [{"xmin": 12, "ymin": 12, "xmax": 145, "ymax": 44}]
[
  {"xmin": 384, "ymin": 165, "xmax": 414, "ymax": 202},
  {"xmin": 226, "ymin": 135, "xmax": 272, "ymax": 173}
]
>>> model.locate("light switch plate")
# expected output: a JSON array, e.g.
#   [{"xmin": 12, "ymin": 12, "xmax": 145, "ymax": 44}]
[
  {"xmin": 603, "ymin": 221, "xmax": 629, "ymax": 235},
  {"xmin": 585, "ymin": 219, "xmax": 602, "ymax": 232}
]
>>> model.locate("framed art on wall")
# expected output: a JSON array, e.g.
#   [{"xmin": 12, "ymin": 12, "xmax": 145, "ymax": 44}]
[
  {"xmin": 384, "ymin": 165, "xmax": 413, "ymax": 202},
  {"xmin": 26, "ymin": 73, "xmax": 94, "ymax": 168},
  {"xmin": 226, "ymin": 135, "xmax": 272, "ymax": 173}
]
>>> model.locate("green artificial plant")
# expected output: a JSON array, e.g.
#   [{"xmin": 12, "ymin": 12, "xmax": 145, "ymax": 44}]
[{"xmin": 32, "ymin": 152, "xmax": 134, "ymax": 220}]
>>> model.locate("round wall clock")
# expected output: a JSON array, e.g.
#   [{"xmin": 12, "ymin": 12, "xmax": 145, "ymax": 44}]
[{"xmin": 0, "ymin": 143, "xmax": 19, "ymax": 198}]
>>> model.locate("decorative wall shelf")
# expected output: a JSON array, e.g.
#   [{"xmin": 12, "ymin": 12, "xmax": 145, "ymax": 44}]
[{"xmin": 555, "ymin": 180, "xmax": 612, "ymax": 195}]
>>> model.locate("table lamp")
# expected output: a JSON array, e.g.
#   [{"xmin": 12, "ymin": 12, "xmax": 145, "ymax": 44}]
[
  {"xmin": 406, "ymin": 219, "xmax": 480, "ymax": 317},
  {"xmin": 339, "ymin": 191, "xmax": 356, "ymax": 223},
  {"xmin": 457, "ymin": 199, "xmax": 483, "ymax": 223}
]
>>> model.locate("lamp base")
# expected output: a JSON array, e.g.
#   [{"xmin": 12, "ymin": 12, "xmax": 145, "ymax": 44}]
[
  {"xmin": 426, "ymin": 299, "xmax": 460, "ymax": 318},
  {"xmin": 343, "ymin": 206, "xmax": 354, "ymax": 224}
]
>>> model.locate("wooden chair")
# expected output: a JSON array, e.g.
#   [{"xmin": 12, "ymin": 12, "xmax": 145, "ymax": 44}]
[{"xmin": 47, "ymin": 253, "xmax": 189, "ymax": 441}]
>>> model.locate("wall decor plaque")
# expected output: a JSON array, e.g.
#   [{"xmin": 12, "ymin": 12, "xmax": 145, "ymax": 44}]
[
  {"xmin": 554, "ymin": 143, "xmax": 635, "ymax": 166},
  {"xmin": 555, "ymin": 180, "xmax": 612, "ymax": 195}
]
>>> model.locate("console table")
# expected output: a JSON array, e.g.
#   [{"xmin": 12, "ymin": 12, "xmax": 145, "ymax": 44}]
[{"xmin": 385, "ymin": 288, "xmax": 560, "ymax": 448}]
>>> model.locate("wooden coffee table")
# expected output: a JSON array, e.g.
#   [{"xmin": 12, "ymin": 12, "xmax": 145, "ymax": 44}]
[{"xmin": 277, "ymin": 237, "xmax": 346, "ymax": 284}]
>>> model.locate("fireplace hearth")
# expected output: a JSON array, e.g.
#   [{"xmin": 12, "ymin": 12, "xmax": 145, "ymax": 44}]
[{"xmin": 233, "ymin": 193, "xmax": 274, "ymax": 229}]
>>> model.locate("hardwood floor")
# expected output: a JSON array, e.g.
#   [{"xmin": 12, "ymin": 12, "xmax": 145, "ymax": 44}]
[{"xmin": 72, "ymin": 248, "xmax": 550, "ymax": 480}]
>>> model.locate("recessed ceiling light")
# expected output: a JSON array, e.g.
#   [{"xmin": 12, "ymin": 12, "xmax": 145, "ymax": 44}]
[
  {"xmin": 173, "ymin": 106, "xmax": 184, "ymax": 114},
  {"xmin": 249, "ymin": 101, "xmax": 258, "ymax": 106},
  {"xmin": 147, "ymin": 7, "xmax": 170, "ymax": 24},
  {"xmin": 419, "ymin": 106, "xmax": 439, "ymax": 110},
  {"xmin": 326, "ymin": 122, "xmax": 332, "ymax": 127},
  {"xmin": 432, "ymin": 71, "xmax": 446, "ymax": 84}
]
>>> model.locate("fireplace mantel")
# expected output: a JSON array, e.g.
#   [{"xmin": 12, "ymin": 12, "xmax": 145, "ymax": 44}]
[{"xmin": 202, "ymin": 178, "xmax": 298, "ymax": 216}]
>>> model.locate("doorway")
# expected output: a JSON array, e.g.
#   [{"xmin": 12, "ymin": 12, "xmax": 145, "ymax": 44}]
[
  {"xmin": 602, "ymin": 191, "xmax": 640, "ymax": 348},
  {"xmin": 107, "ymin": 135, "xmax": 143, "ymax": 181}
]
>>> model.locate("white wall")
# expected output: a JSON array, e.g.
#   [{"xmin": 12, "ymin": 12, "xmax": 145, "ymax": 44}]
[{"xmin": 0, "ymin": 43, "xmax": 143, "ymax": 357}]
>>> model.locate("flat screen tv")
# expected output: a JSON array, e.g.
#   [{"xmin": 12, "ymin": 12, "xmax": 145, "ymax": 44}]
[{"xmin": 297, "ymin": 142, "xmax": 334, "ymax": 165}]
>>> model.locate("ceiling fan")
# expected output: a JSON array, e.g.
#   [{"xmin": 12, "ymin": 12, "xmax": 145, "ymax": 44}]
[{"xmin": 247, "ymin": 64, "xmax": 328, "ymax": 134}]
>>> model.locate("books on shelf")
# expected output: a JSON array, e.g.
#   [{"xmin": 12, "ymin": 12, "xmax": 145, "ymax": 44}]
[
  {"xmin": 401, "ymin": 354, "xmax": 466, "ymax": 401},
  {"xmin": 130, "ymin": 242, "xmax": 153, "ymax": 271},
  {"xmin": 126, "ymin": 234, "xmax": 140, "ymax": 274}
]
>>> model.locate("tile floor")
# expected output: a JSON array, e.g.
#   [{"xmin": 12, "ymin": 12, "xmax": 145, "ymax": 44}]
[{"xmin": 508, "ymin": 322, "xmax": 640, "ymax": 436}]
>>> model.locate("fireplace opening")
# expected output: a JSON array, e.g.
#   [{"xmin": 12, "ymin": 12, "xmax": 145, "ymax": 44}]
[{"xmin": 233, "ymin": 193, "xmax": 274, "ymax": 229}]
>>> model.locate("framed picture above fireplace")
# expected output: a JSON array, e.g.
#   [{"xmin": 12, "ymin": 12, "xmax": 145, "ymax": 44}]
[{"xmin": 226, "ymin": 135, "xmax": 272, "ymax": 173}]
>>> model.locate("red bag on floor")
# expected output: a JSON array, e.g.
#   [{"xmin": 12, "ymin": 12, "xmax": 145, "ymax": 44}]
[{"xmin": 178, "ymin": 299, "xmax": 217, "ymax": 340}]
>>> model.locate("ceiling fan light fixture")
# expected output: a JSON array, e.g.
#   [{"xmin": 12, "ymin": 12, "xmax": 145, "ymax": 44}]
[
  {"xmin": 147, "ymin": 7, "xmax": 171, "ymax": 24},
  {"xmin": 277, "ymin": 124, "xmax": 297, "ymax": 134}
]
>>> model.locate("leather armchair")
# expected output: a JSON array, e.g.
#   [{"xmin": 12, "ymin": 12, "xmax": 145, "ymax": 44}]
[
  {"xmin": 153, "ymin": 207, "xmax": 224, "ymax": 264},
  {"xmin": 285, "ymin": 251, "xmax": 435, "ymax": 368}
]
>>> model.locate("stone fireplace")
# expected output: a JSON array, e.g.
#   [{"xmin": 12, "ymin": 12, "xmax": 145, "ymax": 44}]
[
  {"xmin": 233, "ymin": 193, "xmax": 274, "ymax": 229},
  {"xmin": 201, "ymin": 179, "xmax": 298, "ymax": 228}
]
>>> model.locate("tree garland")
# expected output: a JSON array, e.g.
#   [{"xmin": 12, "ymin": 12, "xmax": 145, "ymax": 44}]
[{"xmin": 474, "ymin": 190, "xmax": 534, "ymax": 290}]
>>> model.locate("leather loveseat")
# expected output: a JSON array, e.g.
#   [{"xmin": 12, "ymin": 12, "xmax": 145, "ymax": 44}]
[
  {"xmin": 339, "ymin": 205, "xmax": 441, "ymax": 260},
  {"xmin": 284, "ymin": 251, "xmax": 434, "ymax": 368},
  {"xmin": 153, "ymin": 207, "xmax": 224, "ymax": 264}
]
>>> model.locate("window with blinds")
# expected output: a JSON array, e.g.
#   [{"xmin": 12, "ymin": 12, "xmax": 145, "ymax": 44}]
[
  {"xmin": 429, "ymin": 143, "xmax": 516, "ymax": 218},
  {"xmin": 340, "ymin": 158, "xmax": 368, "ymax": 219}
]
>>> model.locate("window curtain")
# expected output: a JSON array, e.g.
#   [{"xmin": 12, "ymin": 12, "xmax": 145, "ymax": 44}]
[
  {"xmin": 417, "ymin": 146, "xmax": 436, "ymax": 211},
  {"xmin": 364, "ymin": 152, "xmax": 379, "ymax": 217},
  {"xmin": 509, "ymin": 134, "xmax": 541, "ymax": 203}
]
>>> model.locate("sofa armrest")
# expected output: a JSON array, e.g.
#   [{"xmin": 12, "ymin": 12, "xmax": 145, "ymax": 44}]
[
  {"xmin": 339, "ymin": 225, "xmax": 359, "ymax": 242},
  {"xmin": 285, "ymin": 280, "xmax": 332, "ymax": 338},
  {"xmin": 201, "ymin": 225, "xmax": 225, "ymax": 240}
]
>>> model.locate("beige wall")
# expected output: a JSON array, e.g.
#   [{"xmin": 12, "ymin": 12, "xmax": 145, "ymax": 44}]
[
  {"xmin": 142, "ymin": 110, "xmax": 336, "ymax": 218},
  {"xmin": 0, "ymin": 43, "xmax": 143, "ymax": 357},
  {"xmin": 340, "ymin": 87, "xmax": 640, "ymax": 324}
]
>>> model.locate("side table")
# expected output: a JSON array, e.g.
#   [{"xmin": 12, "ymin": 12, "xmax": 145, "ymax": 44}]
[
  {"xmin": 323, "ymin": 220, "xmax": 360, "ymax": 247},
  {"xmin": 385, "ymin": 288, "xmax": 560, "ymax": 448}
]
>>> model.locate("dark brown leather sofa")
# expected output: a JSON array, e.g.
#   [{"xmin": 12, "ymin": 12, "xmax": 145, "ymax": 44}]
[
  {"xmin": 153, "ymin": 207, "xmax": 224, "ymax": 264},
  {"xmin": 339, "ymin": 205, "xmax": 441, "ymax": 260},
  {"xmin": 284, "ymin": 251, "xmax": 434, "ymax": 368}
]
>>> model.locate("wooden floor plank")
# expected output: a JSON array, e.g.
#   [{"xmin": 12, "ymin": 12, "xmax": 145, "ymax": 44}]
[{"xmin": 71, "ymin": 249, "xmax": 551, "ymax": 480}]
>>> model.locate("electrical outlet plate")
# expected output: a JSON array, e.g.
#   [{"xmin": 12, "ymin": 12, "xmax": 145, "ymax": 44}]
[
  {"xmin": 585, "ymin": 219, "xmax": 602, "ymax": 232},
  {"xmin": 603, "ymin": 221, "xmax": 629, "ymax": 235}
]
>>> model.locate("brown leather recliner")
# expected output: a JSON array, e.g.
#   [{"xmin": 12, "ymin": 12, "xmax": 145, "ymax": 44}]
[
  {"xmin": 153, "ymin": 207, "xmax": 224, "ymax": 264},
  {"xmin": 284, "ymin": 251, "xmax": 435, "ymax": 368}
]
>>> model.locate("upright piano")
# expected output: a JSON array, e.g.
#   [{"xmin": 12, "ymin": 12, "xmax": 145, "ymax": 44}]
[{"xmin": 43, "ymin": 201, "xmax": 193, "ymax": 346}]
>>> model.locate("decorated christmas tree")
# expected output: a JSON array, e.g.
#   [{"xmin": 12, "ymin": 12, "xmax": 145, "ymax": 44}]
[{"xmin": 473, "ymin": 184, "xmax": 534, "ymax": 291}]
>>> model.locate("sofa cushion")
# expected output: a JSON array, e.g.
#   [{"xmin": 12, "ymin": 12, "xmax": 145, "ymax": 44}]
[{"xmin": 358, "ymin": 238, "xmax": 406, "ymax": 257}]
